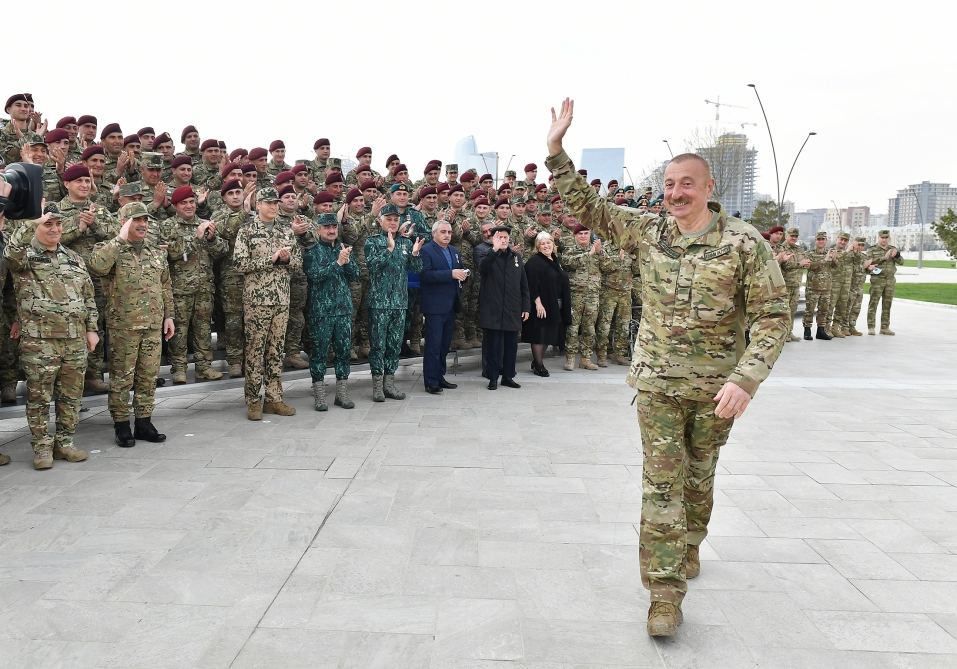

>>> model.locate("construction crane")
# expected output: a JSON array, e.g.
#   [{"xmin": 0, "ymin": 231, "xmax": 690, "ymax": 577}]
[{"xmin": 704, "ymin": 96, "xmax": 746, "ymax": 123}]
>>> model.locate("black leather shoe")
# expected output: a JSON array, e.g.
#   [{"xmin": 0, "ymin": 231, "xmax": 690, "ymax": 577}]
[
  {"xmin": 487, "ymin": 380, "xmax": 498, "ymax": 390},
  {"xmin": 114, "ymin": 422, "xmax": 136, "ymax": 448},
  {"xmin": 439, "ymin": 378, "xmax": 457, "ymax": 389},
  {"xmin": 815, "ymin": 326, "xmax": 832, "ymax": 341},
  {"xmin": 155, "ymin": 377, "xmax": 166, "ymax": 387},
  {"xmin": 133, "ymin": 417, "xmax": 166, "ymax": 443},
  {"xmin": 425, "ymin": 386, "xmax": 443, "ymax": 394},
  {"xmin": 803, "ymin": 327, "xmax": 813, "ymax": 341},
  {"xmin": 501, "ymin": 378, "xmax": 521, "ymax": 388}
]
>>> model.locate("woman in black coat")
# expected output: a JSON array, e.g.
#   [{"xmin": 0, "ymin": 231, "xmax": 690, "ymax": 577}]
[
  {"xmin": 478, "ymin": 226, "xmax": 530, "ymax": 390},
  {"xmin": 522, "ymin": 232, "xmax": 571, "ymax": 377}
]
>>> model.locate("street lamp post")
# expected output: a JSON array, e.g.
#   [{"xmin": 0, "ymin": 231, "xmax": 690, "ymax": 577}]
[
  {"xmin": 781, "ymin": 132, "xmax": 817, "ymax": 205},
  {"xmin": 662, "ymin": 139, "xmax": 673, "ymax": 158},
  {"xmin": 913, "ymin": 190, "xmax": 926, "ymax": 270}
]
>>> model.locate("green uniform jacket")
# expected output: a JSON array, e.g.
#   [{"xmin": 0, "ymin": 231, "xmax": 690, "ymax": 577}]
[
  {"xmin": 364, "ymin": 232, "xmax": 422, "ymax": 310},
  {"xmin": 546, "ymin": 148, "xmax": 789, "ymax": 400},
  {"xmin": 303, "ymin": 240, "xmax": 359, "ymax": 317},
  {"xmin": 162, "ymin": 216, "xmax": 228, "ymax": 295},
  {"xmin": 805, "ymin": 249, "xmax": 837, "ymax": 291},
  {"xmin": 58, "ymin": 197, "xmax": 119, "ymax": 261},
  {"xmin": 865, "ymin": 244, "xmax": 903, "ymax": 279},
  {"xmin": 88, "ymin": 237, "xmax": 174, "ymax": 330},
  {"xmin": 562, "ymin": 243, "xmax": 602, "ymax": 292},
  {"xmin": 233, "ymin": 214, "xmax": 303, "ymax": 306}
]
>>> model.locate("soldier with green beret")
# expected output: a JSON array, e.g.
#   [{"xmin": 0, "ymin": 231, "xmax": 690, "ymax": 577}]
[{"xmin": 864, "ymin": 229, "xmax": 902, "ymax": 335}]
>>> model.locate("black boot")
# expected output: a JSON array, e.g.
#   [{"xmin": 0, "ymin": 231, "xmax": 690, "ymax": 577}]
[
  {"xmin": 803, "ymin": 327, "xmax": 813, "ymax": 341},
  {"xmin": 815, "ymin": 326, "xmax": 832, "ymax": 341},
  {"xmin": 134, "ymin": 417, "xmax": 167, "ymax": 442},
  {"xmin": 114, "ymin": 421, "xmax": 136, "ymax": 448}
]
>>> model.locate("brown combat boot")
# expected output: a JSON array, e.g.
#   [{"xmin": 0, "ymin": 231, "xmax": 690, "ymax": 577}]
[
  {"xmin": 612, "ymin": 354, "xmax": 631, "ymax": 366},
  {"xmin": 247, "ymin": 398, "xmax": 263, "ymax": 421},
  {"xmin": 847, "ymin": 327, "xmax": 863, "ymax": 336},
  {"xmin": 880, "ymin": 328, "xmax": 895, "ymax": 336},
  {"xmin": 647, "ymin": 601, "xmax": 683, "ymax": 637},
  {"xmin": 596, "ymin": 354, "xmax": 608, "ymax": 368},
  {"xmin": 1, "ymin": 383, "xmax": 17, "ymax": 404},
  {"xmin": 0, "ymin": 452, "xmax": 10, "ymax": 466},
  {"xmin": 563, "ymin": 354, "xmax": 576, "ymax": 371},
  {"xmin": 263, "ymin": 400, "xmax": 296, "ymax": 416},
  {"xmin": 227, "ymin": 363, "xmax": 243, "ymax": 378},
  {"xmin": 408, "ymin": 340, "xmax": 422, "ymax": 355},
  {"xmin": 283, "ymin": 354, "xmax": 309, "ymax": 370},
  {"xmin": 84, "ymin": 377, "xmax": 109, "ymax": 393},
  {"xmin": 33, "ymin": 445, "xmax": 53, "ymax": 470},
  {"xmin": 451, "ymin": 338, "xmax": 467, "ymax": 351},
  {"xmin": 830, "ymin": 325, "xmax": 846, "ymax": 338},
  {"xmin": 53, "ymin": 445, "xmax": 88, "ymax": 462},
  {"xmin": 171, "ymin": 370, "xmax": 188, "ymax": 384},
  {"xmin": 580, "ymin": 356, "xmax": 599, "ymax": 371},
  {"xmin": 195, "ymin": 367, "xmax": 223, "ymax": 381},
  {"xmin": 684, "ymin": 544, "xmax": 701, "ymax": 579}
]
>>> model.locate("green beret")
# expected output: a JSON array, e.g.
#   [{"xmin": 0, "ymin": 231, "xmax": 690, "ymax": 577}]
[{"xmin": 390, "ymin": 183, "xmax": 410, "ymax": 194}]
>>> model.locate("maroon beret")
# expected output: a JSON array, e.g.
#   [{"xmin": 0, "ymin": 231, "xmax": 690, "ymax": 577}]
[
  {"xmin": 359, "ymin": 179, "xmax": 378, "ymax": 191},
  {"xmin": 220, "ymin": 178, "xmax": 242, "ymax": 195},
  {"xmin": 181, "ymin": 125, "xmax": 198, "ymax": 142},
  {"xmin": 607, "ymin": 179, "xmax": 619, "ymax": 186},
  {"xmin": 229, "ymin": 148, "xmax": 247, "ymax": 161},
  {"xmin": 4, "ymin": 93, "xmax": 31, "ymax": 111},
  {"xmin": 137, "ymin": 127, "xmax": 155, "ymax": 136},
  {"xmin": 355, "ymin": 164, "xmax": 373, "ymax": 175},
  {"xmin": 590, "ymin": 178, "xmax": 601, "ymax": 186},
  {"xmin": 153, "ymin": 132, "xmax": 173, "ymax": 147},
  {"xmin": 345, "ymin": 187, "xmax": 362, "ymax": 204},
  {"xmin": 194, "ymin": 139, "xmax": 213, "ymax": 152},
  {"xmin": 220, "ymin": 161, "xmax": 240, "ymax": 178},
  {"xmin": 459, "ymin": 172, "xmax": 475, "ymax": 183},
  {"xmin": 524, "ymin": 163, "xmax": 537, "ymax": 172},
  {"xmin": 473, "ymin": 197, "xmax": 490, "ymax": 207},
  {"xmin": 385, "ymin": 154, "xmax": 399, "ymax": 166},
  {"xmin": 241, "ymin": 163, "xmax": 257, "ymax": 174},
  {"xmin": 290, "ymin": 164, "xmax": 309, "ymax": 175},
  {"xmin": 424, "ymin": 161, "xmax": 441, "ymax": 175},
  {"xmin": 44, "ymin": 129, "xmax": 70, "ymax": 144},
  {"xmin": 171, "ymin": 186, "xmax": 195, "ymax": 205},
  {"xmin": 535, "ymin": 183, "xmax": 547, "ymax": 192},
  {"xmin": 491, "ymin": 197, "xmax": 510, "ymax": 209},
  {"xmin": 577, "ymin": 169, "xmax": 588, "ymax": 176},
  {"xmin": 123, "ymin": 134, "xmax": 141, "ymax": 147},
  {"xmin": 448, "ymin": 185, "xmax": 464, "ymax": 195},
  {"xmin": 313, "ymin": 137, "xmax": 330, "ymax": 150},
  {"xmin": 768, "ymin": 225, "xmax": 785, "ymax": 235},
  {"xmin": 56, "ymin": 116, "xmax": 77, "ymax": 129},
  {"xmin": 436, "ymin": 183, "xmax": 451, "ymax": 194},
  {"xmin": 100, "ymin": 123, "xmax": 122, "ymax": 139},
  {"xmin": 80, "ymin": 146, "xmax": 105, "ymax": 161},
  {"xmin": 479, "ymin": 173, "xmax": 493, "ymax": 183},
  {"xmin": 324, "ymin": 172, "xmax": 344, "ymax": 185},
  {"xmin": 248, "ymin": 147, "xmax": 268, "ymax": 161},
  {"xmin": 572, "ymin": 224, "xmax": 588, "ymax": 234},
  {"xmin": 393, "ymin": 163, "xmax": 408, "ymax": 174},
  {"xmin": 355, "ymin": 146, "xmax": 372, "ymax": 159},
  {"xmin": 497, "ymin": 184, "xmax": 511, "ymax": 193},
  {"xmin": 548, "ymin": 174, "xmax": 554, "ymax": 181},
  {"xmin": 171, "ymin": 155, "xmax": 193, "ymax": 169},
  {"xmin": 62, "ymin": 164, "xmax": 91, "ymax": 182},
  {"xmin": 550, "ymin": 195, "xmax": 562, "ymax": 204},
  {"xmin": 419, "ymin": 186, "xmax": 437, "ymax": 198},
  {"xmin": 313, "ymin": 192, "xmax": 334, "ymax": 205},
  {"xmin": 470, "ymin": 189, "xmax": 486, "ymax": 201},
  {"xmin": 278, "ymin": 185, "xmax": 295, "ymax": 198},
  {"xmin": 614, "ymin": 197, "xmax": 627, "ymax": 206},
  {"xmin": 761, "ymin": 231, "xmax": 771, "ymax": 240},
  {"xmin": 274, "ymin": 171, "xmax": 294, "ymax": 186},
  {"xmin": 77, "ymin": 115, "xmax": 97, "ymax": 126},
  {"xmin": 269, "ymin": 139, "xmax": 285, "ymax": 152}
]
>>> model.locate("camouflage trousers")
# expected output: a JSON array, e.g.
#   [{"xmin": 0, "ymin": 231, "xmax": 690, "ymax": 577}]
[
  {"xmin": 405, "ymin": 287, "xmax": 423, "ymax": 345},
  {"xmin": 867, "ymin": 278, "xmax": 895, "ymax": 330},
  {"xmin": 596, "ymin": 289, "xmax": 631, "ymax": 358},
  {"xmin": 285, "ymin": 270, "xmax": 308, "ymax": 358},
  {"xmin": 565, "ymin": 288, "xmax": 599, "ymax": 357},
  {"xmin": 454, "ymin": 277, "xmax": 480, "ymax": 343},
  {"xmin": 0, "ymin": 277, "xmax": 20, "ymax": 386},
  {"xmin": 21, "ymin": 335, "xmax": 87, "ymax": 453},
  {"xmin": 828, "ymin": 276, "xmax": 851, "ymax": 329},
  {"xmin": 802, "ymin": 287, "xmax": 830, "ymax": 328},
  {"xmin": 846, "ymin": 281, "xmax": 866, "ymax": 331},
  {"xmin": 220, "ymin": 270, "xmax": 245, "ymax": 367},
  {"xmin": 784, "ymin": 282, "xmax": 801, "ymax": 329},
  {"xmin": 108, "ymin": 328, "xmax": 162, "ymax": 421},
  {"xmin": 244, "ymin": 303, "xmax": 288, "ymax": 403},
  {"xmin": 635, "ymin": 390, "xmax": 733, "ymax": 605},
  {"xmin": 369, "ymin": 308, "xmax": 404, "ymax": 376},
  {"xmin": 309, "ymin": 313, "xmax": 352, "ymax": 381},
  {"xmin": 169, "ymin": 291, "xmax": 215, "ymax": 374},
  {"xmin": 351, "ymin": 279, "xmax": 369, "ymax": 350},
  {"xmin": 87, "ymin": 277, "xmax": 108, "ymax": 380}
]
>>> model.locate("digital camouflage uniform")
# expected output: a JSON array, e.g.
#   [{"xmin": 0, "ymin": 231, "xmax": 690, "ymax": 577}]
[
  {"xmin": 845, "ymin": 241, "xmax": 868, "ymax": 332},
  {"xmin": 4, "ymin": 220, "xmax": 99, "ymax": 457},
  {"xmin": 827, "ymin": 240, "xmax": 853, "ymax": 335},
  {"xmin": 365, "ymin": 230, "xmax": 423, "ymax": 376},
  {"xmin": 277, "ymin": 212, "xmax": 309, "ymax": 363},
  {"xmin": 211, "ymin": 206, "xmax": 249, "ymax": 369},
  {"xmin": 865, "ymin": 240, "xmax": 903, "ymax": 332},
  {"xmin": 233, "ymin": 212, "xmax": 302, "ymax": 403},
  {"xmin": 597, "ymin": 242, "xmax": 636, "ymax": 361},
  {"xmin": 802, "ymin": 247, "xmax": 836, "ymax": 330},
  {"xmin": 162, "ymin": 214, "xmax": 228, "ymax": 376},
  {"xmin": 778, "ymin": 237, "xmax": 807, "ymax": 330},
  {"xmin": 562, "ymin": 241, "xmax": 602, "ymax": 360},
  {"xmin": 88, "ymin": 228, "xmax": 174, "ymax": 421},
  {"xmin": 303, "ymin": 238, "xmax": 359, "ymax": 380},
  {"xmin": 547, "ymin": 149, "xmax": 789, "ymax": 607}
]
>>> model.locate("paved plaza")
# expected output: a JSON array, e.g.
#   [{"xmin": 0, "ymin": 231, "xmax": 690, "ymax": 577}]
[{"xmin": 0, "ymin": 298, "xmax": 956, "ymax": 668}]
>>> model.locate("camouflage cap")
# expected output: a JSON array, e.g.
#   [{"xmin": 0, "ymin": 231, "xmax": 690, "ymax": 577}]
[
  {"xmin": 20, "ymin": 132, "xmax": 46, "ymax": 147},
  {"xmin": 43, "ymin": 202, "xmax": 62, "ymax": 219},
  {"xmin": 855, "ymin": 236, "xmax": 866, "ymax": 243},
  {"xmin": 878, "ymin": 229, "xmax": 890, "ymax": 237},
  {"xmin": 316, "ymin": 213, "xmax": 339, "ymax": 227},
  {"xmin": 510, "ymin": 197, "xmax": 527, "ymax": 205},
  {"xmin": 141, "ymin": 152, "xmax": 163, "ymax": 169},
  {"xmin": 118, "ymin": 201, "xmax": 154, "ymax": 220},
  {"xmin": 838, "ymin": 231, "xmax": 850, "ymax": 240},
  {"xmin": 815, "ymin": 231, "xmax": 828, "ymax": 240},
  {"xmin": 379, "ymin": 203, "xmax": 400, "ymax": 217},
  {"xmin": 504, "ymin": 170, "xmax": 516, "ymax": 178},
  {"xmin": 513, "ymin": 181, "xmax": 527, "ymax": 190},
  {"xmin": 445, "ymin": 163, "xmax": 458, "ymax": 173},
  {"xmin": 257, "ymin": 187, "xmax": 280, "ymax": 202},
  {"xmin": 118, "ymin": 181, "xmax": 145, "ymax": 197},
  {"xmin": 329, "ymin": 157, "xmax": 342, "ymax": 168},
  {"xmin": 786, "ymin": 227, "xmax": 799, "ymax": 236}
]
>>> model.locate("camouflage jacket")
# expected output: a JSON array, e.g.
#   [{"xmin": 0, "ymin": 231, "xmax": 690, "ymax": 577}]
[
  {"xmin": 211, "ymin": 206, "xmax": 251, "ymax": 273},
  {"xmin": 42, "ymin": 161, "xmax": 65, "ymax": 204},
  {"xmin": 562, "ymin": 243, "xmax": 602, "ymax": 293},
  {"xmin": 92, "ymin": 178, "xmax": 117, "ymax": 212},
  {"xmin": 58, "ymin": 197, "xmax": 120, "ymax": 262},
  {"xmin": 395, "ymin": 206, "xmax": 430, "ymax": 242},
  {"xmin": 3, "ymin": 222, "xmax": 98, "ymax": 339},
  {"xmin": 309, "ymin": 158, "xmax": 329, "ymax": 185},
  {"xmin": 191, "ymin": 161, "xmax": 222, "ymax": 191},
  {"xmin": 340, "ymin": 212, "xmax": 374, "ymax": 278},
  {"xmin": 847, "ymin": 250, "xmax": 867, "ymax": 289},
  {"xmin": 0, "ymin": 120, "xmax": 25, "ymax": 165},
  {"xmin": 830, "ymin": 246, "xmax": 854, "ymax": 283},
  {"xmin": 805, "ymin": 249, "xmax": 837, "ymax": 291},
  {"xmin": 267, "ymin": 160, "xmax": 292, "ymax": 179},
  {"xmin": 303, "ymin": 240, "xmax": 359, "ymax": 317},
  {"xmin": 233, "ymin": 214, "xmax": 303, "ymax": 306},
  {"xmin": 364, "ymin": 232, "xmax": 422, "ymax": 310},
  {"xmin": 346, "ymin": 166, "xmax": 382, "ymax": 186},
  {"xmin": 87, "ymin": 237, "xmax": 174, "ymax": 330},
  {"xmin": 864, "ymin": 244, "xmax": 903, "ymax": 280},
  {"xmin": 546, "ymin": 148, "xmax": 789, "ymax": 400},
  {"xmin": 778, "ymin": 241, "xmax": 807, "ymax": 286},
  {"xmin": 598, "ymin": 243, "xmax": 636, "ymax": 292},
  {"xmin": 163, "ymin": 215, "xmax": 228, "ymax": 295}
]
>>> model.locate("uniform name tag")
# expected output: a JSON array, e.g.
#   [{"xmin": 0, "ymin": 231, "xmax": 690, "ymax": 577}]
[
  {"xmin": 655, "ymin": 240, "xmax": 682, "ymax": 259},
  {"xmin": 30, "ymin": 256, "xmax": 52, "ymax": 264},
  {"xmin": 703, "ymin": 245, "xmax": 732, "ymax": 260}
]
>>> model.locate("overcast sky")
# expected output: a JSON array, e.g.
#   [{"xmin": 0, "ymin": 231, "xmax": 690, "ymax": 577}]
[{"xmin": 9, "ymin": 0, "xmax": 953, "ymax": 216}]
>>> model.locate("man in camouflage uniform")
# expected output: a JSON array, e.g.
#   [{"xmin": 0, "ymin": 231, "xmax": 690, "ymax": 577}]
[
  {"xmin": 276, "ymin": 185, "xmax": 311, "ymax": 370},
  {"xmin": 88, "ymin": 203, "xmax": 175, "ymax": 448},
  {"xmin": 163, "ymin": 186, "xmax": 228, "ymax": 383},
  {"xmin": 802, "ymin": 231, "xmax": 836, "ymax": 340},
  {"xmin": 596, "ymin": 241, "xmax": 636, "ymax": 366},
  {"xmin": 4, "ymin": 204, "xmax": 98, "ymax": 470},
  {"xmin": 267, "ymin": 140, "xmax": 291, "ymax": 179},
  {"xmin": 179, "ymin": 125, "xmax": 201, "ymax": 161},
  {"xmin": 388, "ymin": 183, "xmax": 428, "ymax": 354},
  {"xmin": 844, "ymin": 236, "xmax": 868, "ymax": 336},
  {"xmin": 191, "ymin": 139, "xmax": 223, "ymax": 190},
  {"xmin": 826, "ymin": 231, "xmax": 853, "ymax": 338},
  {"xmin": 248, "ymin": 148, "xmax": 272, "ymax": 189},
  {"xmin": 364, "ymin": 204, "xmax": 424, "ymax": 402},
  {"xmin": 864, "ymin": 229, "xmax": 903, "ymax": 335},
  {"xmin": 448, "ymin": 188, "xmax": 483, "ymax": 349},
  {"xmin": 310, "ymin": 138, "xmax": 331, "ymax": 184},
  {"xmin": 776, "ymin": 227, "xmax": 809, "ymax": 341},
  {"xmin": 562, "ymin": 223, "xmax": 602, "ymax": 370},
  {"xmin": 304, "ymin": 213, "xmax": 360, "ymax": 411},
  {"xmin": 211, "ymin": 179, "xmax": 251, "ymax": 377},
  {"xmin": 340, "ymin": 188, "xmax": 376, "ymax": 357},
  {"xmin": 233, "ymin": 188, "xmax": 303, "ymax": 419},
  {"xmin": 546, "ymin": 100, "xmax": 789, "ymax": 637}
]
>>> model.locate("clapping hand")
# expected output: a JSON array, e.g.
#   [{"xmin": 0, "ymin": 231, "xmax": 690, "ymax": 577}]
[
  {"xmin": 412, "ymin": 236, "xmax": 425, "ymax": 255},
  {"xmin": 337, "ymin": 245, "xmax": 352, "ymax": 266}
]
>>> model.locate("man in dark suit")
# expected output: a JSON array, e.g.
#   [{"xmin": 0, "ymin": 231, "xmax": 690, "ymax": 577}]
[{"xmin": 419, "ymin": 220, "xmax": 469, "ymax": 393}]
